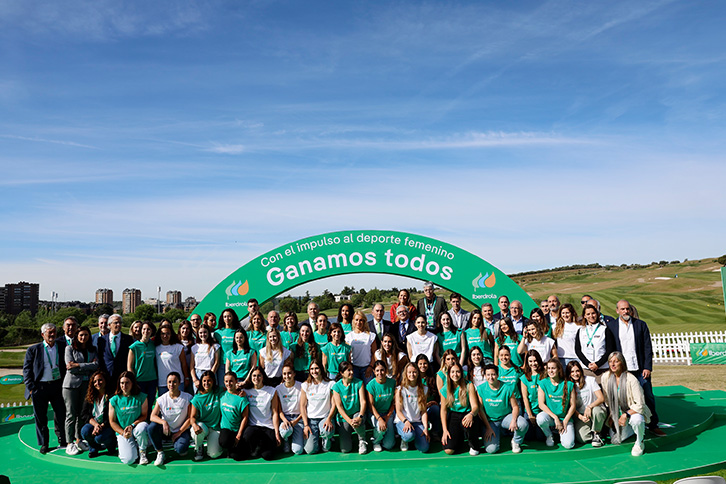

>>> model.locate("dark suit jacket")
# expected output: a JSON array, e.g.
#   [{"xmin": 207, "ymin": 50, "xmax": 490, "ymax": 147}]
[
  {"xmin": 392, "ymin": 320, "xmax": 417, "ymax": 348},
  {"xmin": 368, "ymin": 319, "xmax": 392, "ymax": 341},
  {"xmin": 416, "ymin": 296, "xmax": 448, "ymax": 333},
  {"xmin": 493, "ymin": 311, "xmax": 510, "ymax": 322},
  {"xmin": 97, "ymin": 332, "xmax": 133, "ymax": 383},
  {"xmin": 23, "ymin": 340, "xmax": 67, "ymax": 400},
  {"xmin": 606, "ymin": 317, "xmax": 653, "ymax": 372}
]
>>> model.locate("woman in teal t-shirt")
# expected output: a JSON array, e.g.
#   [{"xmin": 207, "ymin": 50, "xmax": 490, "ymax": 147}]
[
  {"xmin": 536, "ymin": 358, "xmax": 576, "ymax": 449},
  {"xmin": 190, "ymin": 370, "xmax": 225, "ymax": 461},
  {"xmin": 127, "ymin": 321, "xmax": 157, "ymax": 412},
  {"xmin": 437, "ymin": 312, "xmax": 465, "ymax": 366},
  {"xmin": 248, "ymin": 313, "xmax": 268, "ymax": 354},
  {"xmin": 313, "ymin": 314, "xmax": 330, "ymax": 349},
  {"xmin": 332, "ymin": 361, "xmax": 367, "ymax": 454},
  {"xmin": 436, "ymin": 349, "xmax": 458, "ymax": 395},
  {"xmin": 218, "ymin": 372, "xmax": 249, "ymax": 461},
  {"xmin": 366, "ymin": 361, "xmax": 396, "ymax": 452},
  {"xmin": 494, "ymin": 317, "xmax": 523, "ymax": 368},
  {"xmin": 293, "ymin": 323, "xmax": 319, "ymax": 382},
  {"xmin": 520, "ymin": 349, "xmax": 546, "ymax": 442},
  {"xmin": 109, "ymin": 371, "xmax": 149, "ymax": 465},
  {"xmin": 495, "ymin": 346, "xmax": 521, "ymax": 396},
  {"xmin": 440, "ymin": 362, "xmax": 482, "ymax": 455},
  {"xmin": 214, "ymin": 309, "xmax": 240, "ymax": 388},
  {"xmin": 225, "ymin": 329, "xmax": 256, "ymax": 387},
  {"xmin": 280, "ymin": 312, "xmax": 299, "ymax": 349},
  {"xmin": 321, "ymin": 323, "xmax": 351, "ymax": 379},
  {"xmin": 464, "ymin": 309, "xmax": 494, "ymax": 364}
]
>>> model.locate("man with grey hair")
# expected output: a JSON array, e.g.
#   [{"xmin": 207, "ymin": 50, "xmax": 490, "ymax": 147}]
[
  {"xmin": 267, "ymin": 310, "xmax": 281, "ymax": 332},
  {"xmin": 92, "ymin": 313, "xmax": 110, "ymax": 348},
  {"xmin": 300, "ymin": 301, "xmax": 320, "ymax": 329},
  {"xmin": 58, "ymin": 316, "xmax": 78, "ymax": 346},
  {"xmin": 97, "ymin": 313, "xmax": 133, "ymax": 385},
  {"xmin": 509, "ymin": 300, "xmax": 528, "ymax": 335},
  {"xmin": 23, "ymin": 323, "xmax": 67, "ymax": 453},
  {"xmin": 416, "ymin": 281, "xmax": 448, "ymax": 334},
  {"xmin": 368, "ymin": 303, "xmax": 392, "ymax": 341}
]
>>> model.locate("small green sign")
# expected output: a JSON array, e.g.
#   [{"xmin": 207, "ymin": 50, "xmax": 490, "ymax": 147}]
[
  {"xmin": 0, "ymin": 375, "xmax": 23, "ymax": 385},
  {"xmin": 691, "ymin": 343, "xmax": 726, "ymax": 365}
]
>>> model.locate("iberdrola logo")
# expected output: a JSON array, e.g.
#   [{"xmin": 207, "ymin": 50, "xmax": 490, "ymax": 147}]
[
  {"xmin": 698, "ymin": 349, "xmax": 709, "ymax": 357},
  {"xmin": 472, "ymin": 272, "xmax": 496, "ymax": 289},
  {"xmin": 225, "ymin": 280, "xmax": 249, "ymax": 298}
]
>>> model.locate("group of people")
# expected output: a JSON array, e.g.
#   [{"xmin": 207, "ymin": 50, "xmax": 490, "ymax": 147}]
[{"xmin": 22, "ymin": 282, "xmax": 663, "ymax": 466}]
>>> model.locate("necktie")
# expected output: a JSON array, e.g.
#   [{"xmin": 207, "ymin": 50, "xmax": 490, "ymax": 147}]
[{"xmin": 111, "ymin": 335, "xmax": 118, "ymax": 357}]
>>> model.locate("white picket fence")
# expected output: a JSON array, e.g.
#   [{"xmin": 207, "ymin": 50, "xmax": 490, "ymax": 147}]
[{"xmin": 652, "ymin": 331, "xmax": 726, "ymax": 365}]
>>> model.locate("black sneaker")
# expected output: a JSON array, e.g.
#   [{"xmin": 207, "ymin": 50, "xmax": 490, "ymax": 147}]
[{"xmin": 40, "ymin": 445, "xmax": 49, "ymax": 455}]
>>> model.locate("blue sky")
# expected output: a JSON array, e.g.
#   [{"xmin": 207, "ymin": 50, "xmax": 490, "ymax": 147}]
[{"xmin": 1, "ymin": 0, "xmax": 725, "ymax": 302}]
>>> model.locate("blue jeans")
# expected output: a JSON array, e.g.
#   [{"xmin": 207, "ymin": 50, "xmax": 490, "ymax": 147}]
[
  {"xmin": 279, "ymin": 414, "xmax": 305, "ymax": 455},
  {"xmin": 395, "ymin": 420, "xmax": 429, "ymax": 452},
  {"xmin": 80, "ymin": 423, "xmax": 116, "ymax": 454},
  {"xmin": 303, "ymin": 418, "xmax": 335, "ymax": 454},
  {"xmin": 484, "ymin": 414, "xmax": 529, "ymax": 453},
  {"xmin": 369, "ymin": 413, "xmax": 396, "ymax": 449},
  {"xmin": 147, "ymin": 421, "xmax": 191, "ymax": 455}
]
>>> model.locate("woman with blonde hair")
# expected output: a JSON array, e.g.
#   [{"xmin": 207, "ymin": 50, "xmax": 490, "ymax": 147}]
[
  {"xmin": 552, "ymin": 303, "xmax": 582, "ymax": 366},
  {"xmin": 345, "ymin": 311, "xmax": 377, "ymax": 381},
  {"xmin": 258, "ymin": 328, "xmax": 293, "ymax": 387},
  {"xmin": 395, "ymin": 362, "xmax": 430, "ymax": 452}
]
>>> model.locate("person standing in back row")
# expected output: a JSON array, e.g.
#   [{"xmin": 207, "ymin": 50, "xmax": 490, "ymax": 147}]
[{"xmin": 417, "ymin": 282, "xmax": 448, "ymax": 335}]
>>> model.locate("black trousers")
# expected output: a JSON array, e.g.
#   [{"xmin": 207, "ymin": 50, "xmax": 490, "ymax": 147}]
[
  {"xmin": 444, "ymin": 410, "xmax": 481, "ymax": 453},
  {"xmin": 219, "ymin": 428, "xmax": 247, "ymax": 461},
  {"xmin": 242, "ymin": 425, "xmax": 277, "ymax": 460},
  {"xmin": 32, "ymin": 380, "xmax": 66, "ymax": 447}
]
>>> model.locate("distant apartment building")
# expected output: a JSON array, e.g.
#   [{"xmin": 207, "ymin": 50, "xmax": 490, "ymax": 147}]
[
  {"xmin": 122, "ymin": 288, "xmax": 142, "ymax": 314},
  {"xmin": 1, "ymin": 281, "xmax": 40, "ymax": 315},
  {"xmin": 166, "ymin": 290, "xmax": 182, "ymax": 306},
  {"xmin": 95, "ymin": 288, "xmax": 114, "ymax": 305},
  {"xmin": 184, "ymin": 296, "xmax": 197, "ymax": 312}
]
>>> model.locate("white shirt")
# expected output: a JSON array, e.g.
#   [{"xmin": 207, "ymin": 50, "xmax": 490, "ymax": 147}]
[
  {"xmin": 41, "ymin": 341, "xmax": 59, "ymax": 382},
  {"xmin": 374, "ymin": 349, "xmax": 406, "ymax": 379},
  {"xmin": 575, "ymin": 376, "xmax": 601, "ymax": 414},
  {"xmin": 407, "ymin": 332, "xmax": 437, "ymax": 361},
  {"xmin": 345, "ymin": 331, "xmax": 376, "ymax": 367},
  {"xmin": 301, "ymin": 380, "xmax": 334, "ymax": 419},
  {"xmin": 395, "ymin": 385, "xmax": 427, "ymax": 423},
  {"xmin": 449, "ymin": 309, "xmax": 469, "ymax": 330},
  {"xmin": 469, "ymin": 366, "xmax": 485, "ymax": 388},
  {"xmin": 371, "ymin": 319, "xmax": 385, "ymax": 339},
  {"xmin": 275, "ymin": 381, "xmax": 302, "ymax": 416},
  {"xmin": 246, "ymin": 386, "xmax": 275, "ymax": 428},
  {"xmin": 526, "ymin": 336, "xmax": 555, "ymax": 363},
  {"xmin": 191, "ymin": 343, "xmax": 220, "ymax": 373},
  {"xmin": 156, "ymin": 343, "xmax": 184, "ymax": 386},
  {"xmin": 556, "ymin": 322, "xmax": 580, "ymax": 360},
  {"xmin": 618, "ymin": 318, "xmax": 639, "ymax": 371},
  {"xmin": 259, "ymin": 347, "xmax": 292, "ymax": 378},
  {"xmin": 156, "ymin": 391, "xmax": 192, "ymax": 433}
]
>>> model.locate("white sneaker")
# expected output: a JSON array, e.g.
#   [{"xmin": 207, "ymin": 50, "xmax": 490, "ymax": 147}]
[
  {"xmin": 373, "ymin": 443, "xmax": 383, "ymax": 452},
  {"xmin": 358, "ymin": 439, "xmax": 368, "ymax": 455},
  {"xmin": 139, "ymin": 452, "xmax": 149, "ymax": 465},
  {"xmin": 631, "ymin": 442, "xmax": 644, "ymax": 457},
  {"xmin": 400, "ymin": 440, "xmax": 409, "ymax": 451},
  {"xmin": 591, "ymin": 433, "xmax": 604, "ymax": 448},
  {"xmin": 545, "ymin": 436, "xmax": 555, "ymax": 447},
  {"xmin": 469, "ymin": 447, "xmax": 480, "ymax": 456},
  {"xmin": 65, "ymin": 442, "xmax": 81, "ymax": 456},
  {"xmin": 511, "ymin": 441, "xmax": 522, "ymax": 454},
  {"xmin": 194, "ymin": 447, "xmax": 204, "ymax": 461},
  {"xmin": 77, "ymin": 441, "xmax": 89, "ymax": 452},
  {"xmin": 154, "ymin": 451, "xmax": 165, "ymax": 466}
]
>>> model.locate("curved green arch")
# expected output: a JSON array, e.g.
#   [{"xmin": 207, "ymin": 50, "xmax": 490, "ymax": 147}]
[{"xmin": 193, "ymin": 230, "xmax": 536, "ymax": 318}]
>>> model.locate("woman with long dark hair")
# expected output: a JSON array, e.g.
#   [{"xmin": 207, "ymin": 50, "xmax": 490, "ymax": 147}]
[
  {"xmin": 440, "ymin": 362, "xmax": 482, "ymax": 455},
  {"xmin": 109, "ymin": 371, "xmax": 149, "ymax": 465},
  {"xmin": 300, "ymin": 359, "xmax": 336, "ymax": 454},
  {"xmin": 63, "ymin": 325, "xmax": 98, "ymax": 455},
  {"xmin": 536, "ymin": 359, "xmax": 576, "ymax": 449},
  {"xmin": 190, "ymin": 370, "xmax": 224, "ymax": 461},
  {"xmin": 566, "ymin": 360, "xmax": 606, "ymax": 447},
  {"xmin": 332, "ymin": 361, "xmax": 368, "ymax": 454},
  {"xmin": 127, "ymin": 321, "xmax": 157, "ymax": 411},
  {"xmin": 80, "ymin": 370, "xmax": 116, "ymax": 458},
  {"xmin": 225, "ymin": 328, "xmax": 256, "ymax": 387}
]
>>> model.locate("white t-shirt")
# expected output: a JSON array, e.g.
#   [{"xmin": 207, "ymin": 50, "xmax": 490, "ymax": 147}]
[
  {"xmin": 301, "ymin": 380, "xmax": 335, "ymax": 419},
  {"xmin": 155, "ymin": 391, "xmax": 192, "ymax": 433},
  {"xmin": 259, "ymin": 347, "xmax": 292, "ymax": 378},
  {"xmin": 246, "ymin": 386, "xmax": 275, "ymax": 429},
  {"xmin": 575, "ymin": 376, "xmax": 601, "ymax": 413},
  {"xmin": 407, "ymin": 331, "xmax": 437, "ymax": 361},
  {"xmin": 346, "ymin": 331, "xmax": 377, "ymax": 367},
  {"xmin": 156, "ymin": 343, "xmax": 184, "ymax": 386},
  {"xmin": 469, "ymin": 366, "xmax": 485, "ymax": 388},
  {"xmin": 556, "ymin": 322, "xmax": 580, "ymax": 360},
  {"xmin": 395, "ymin": 385, "xmax": 427, "ymax": 423},
  {"xmin": 275, "ymin": 381, "xmax": 302, "ymax": 416},
  {"xmin": 191, "ymin": 343, "xmax": 220, "ymax": 373},
  {"xmin": 374, "ymin": 349, "xmax": 406, "ymax": 379},
  {"xmin": 526, "ymin": 336, "xmax": 555, "ymax": 363}
]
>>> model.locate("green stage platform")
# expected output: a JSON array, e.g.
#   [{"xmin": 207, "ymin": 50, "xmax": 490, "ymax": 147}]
[{"xmin": 2, "ymin": 386, "xmax": 725, "ymax": 484}]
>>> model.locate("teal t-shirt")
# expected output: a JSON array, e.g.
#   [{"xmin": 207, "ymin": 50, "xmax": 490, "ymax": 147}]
[
  {"xmin": 225, "ymin": 349, "xmax": 254, "ymax": 380},
  {"xmin": 280, "ymin": 331, "xmax": 298, "ymax": 349},
  {"xmin": 465, "ymin": 328, "xmax": 493, "ymax": 360},
  {"xmin": 214, "ymin": 328, "xmax": 236, "ymax": 355},
  {"xmin": 520, "ymin": 373, "xmax": 542, "ymax": 416},
  {"xmin": 322, "ymin": 342, "xmax": 351, "ymax": 374},
  {"xmin": 497, "ymin": 365, "xmax": 522, "ymax": 397},
  {"xmin": 341, "ymin": 323, "xmax": 353, "ymax": 335},
  {"xmin": 293, "ymin": 342, "xmax": 317, "ymax": 372},
  {"xmin": 440, "ymin": 384, "xmax": 471, "ymax": 413},
  {"xmin": 332, "ymin": 378, "xmax": 363, "ymax": 423},
  {"xmin": 538, "ymin": 379, "xmax": 574, "ymax": 419},
  {"xmin": 219, "ymin": 392, "xmax": 249, "ymax": 431},
  {"xmin": 476, "ymin": 382, "xmax": 514, "ymax": 422},
  {"xmin": 129, "ymin": 341, "xmax": 156, "ymax": 382},
  {"xmin": 313, "ymin": 331, "xmax": 329, "ymax": 349},
  {"xmin": 248, "ymin": 331, "xmax": 267, "ymax": 353},
  {"xmin": 191, "ymin": 387, "xmax": 225, "ymax": 430},
  {"xmin": 499, "ymin": 335, "xmax": 523, "ymax": 368},
  {"xmin": 366, "ymin": 378, "xmax": 396, "ymax": 415},
  {"xmin": 110, "ymin": 392, "xmax": 147, "ymax": 430},
  {"xmin": 438, "ymin": 330, "xmax": 462, "ymax": 357}
]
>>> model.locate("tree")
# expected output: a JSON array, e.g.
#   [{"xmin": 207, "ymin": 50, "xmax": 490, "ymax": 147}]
[
  {"xmin": 351, "ymin": 293, "xmax": 364, "ymax": 308},
  {"xmin": 364, "ymin": 288, "xmax": 382, "ymax": 306},
  {"xmin": 341, "ymin": 286, "xmax": 355, "ymax": 296},
  {"xmin": 279, "ymin": 296, "xmax": 300, "ymax": 314},
  {"xmin": 134, "ymin": 304, "xmax": 155, "ymax": 322},
  {"xmin": 163, "ymin": 308, "xmax": 187, "ymax": 324},
  {"xmin": 94, "ymin": 304, "xmax": 114, "ymax": 317},
  {"xmin": 717, "ymin": 255, "xmax": 726, "ymax": 266}
]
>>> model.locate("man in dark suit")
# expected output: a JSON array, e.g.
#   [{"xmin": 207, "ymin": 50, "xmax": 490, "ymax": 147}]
[
  {"xmin": 58, "ymin": 316, "xmax": 78, "ymax": 346},
  {"xmin": 493, "ymin": 295, "xmax": 511, "ymax": 322},
  {"xmin": 606, "ymin": 299, "xmax": 665, "ymax": 436},
  {"xmin": 23, "ymin": 323, "xmax": 67, "ymax": 453},
  {"xmin": 509, "ymin": 300, "xmax": 529, "ymax": 335},
  {"xmin": 300, "ymin": 302, "xmax": 320, "ymax": 328},
  {"xmin": 392, "ymin": 305, "xmax": 416, "ymax": 348},
  {"xmin": 416, "ymin": 281, "xmax": 448, "ymax": 334},
  {"xmin": 448, "ymin": 292, "xmax": 470, "ymax": 330},
  {"xmin": 368, "ymin": 303, "xmax": 392, "ymax": 342},
  {"xmin": 97, "ymin": 313, "xmax": 133, "ymax": 386}
]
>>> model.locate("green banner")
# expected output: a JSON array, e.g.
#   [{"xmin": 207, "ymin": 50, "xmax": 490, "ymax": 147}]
[
  {"xmin": 721, "ymin": 267, "xmax": 726, "ymax": 317},
  {"xmin": 0, "ymin": 375, "xmax": 23, "ymax": 385},
  {"xmin": 691, "ymin": 342, "xmax": 726, "ymax": 365},
  {"xmin": 0, "ymin": 405, "xmax": 34, "ymax": 424},
  {"xmin": 193, "ymin": 230, "xmax": 537, "ymax": 318}
]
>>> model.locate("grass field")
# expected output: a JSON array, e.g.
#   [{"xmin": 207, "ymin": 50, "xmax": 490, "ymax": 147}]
[{"xmin": 0, "ymin": 350, "xmax": 25, "ymax": 368}]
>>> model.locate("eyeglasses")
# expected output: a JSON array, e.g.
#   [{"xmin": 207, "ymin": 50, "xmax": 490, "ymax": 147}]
[{"xmin": 580, "ymin": 300, "xmax": 588, "ymax": 304}]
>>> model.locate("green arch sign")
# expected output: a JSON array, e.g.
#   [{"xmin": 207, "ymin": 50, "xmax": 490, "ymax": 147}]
[{"xmin": 192, "ymin": 230, "xmax": 536, "ymax": 318}]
